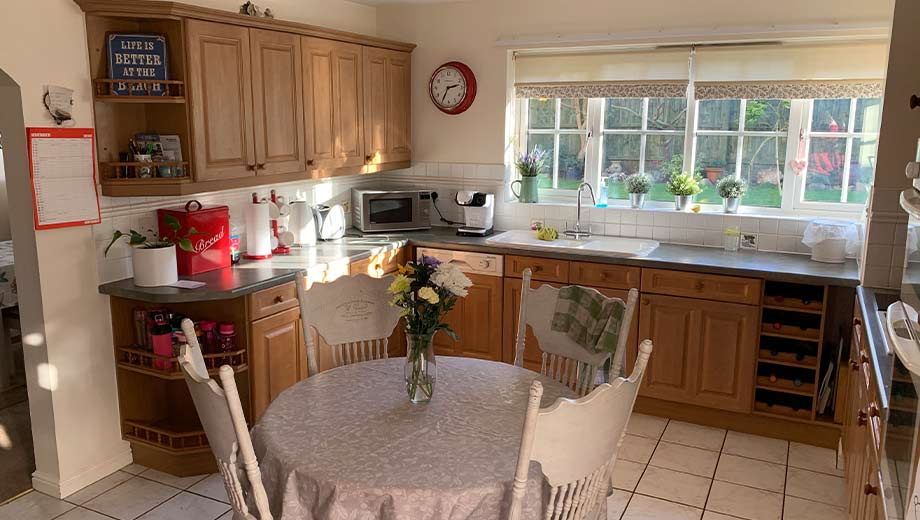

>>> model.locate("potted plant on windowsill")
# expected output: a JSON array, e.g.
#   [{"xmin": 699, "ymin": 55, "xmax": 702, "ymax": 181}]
[
  {"xmin": 511, "ymin": 147, "xmax": 549, "ymax": 204},
  {"xmin": 624, "ymin": 173, "xmax": 651, "ymax": 208},
  {"xmin": 104, "ymin": 215, "xmax": 200, "ymax": 287},
  {"xmin": 716, "ymin": 177, "xmax": 747, "ymax": 214},
  {"xmin": 666, "ymin": 171, "xmax": 703, "ymax": 211}
]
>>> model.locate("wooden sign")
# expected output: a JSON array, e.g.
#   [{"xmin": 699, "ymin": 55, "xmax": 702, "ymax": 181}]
[{"xmin": 107, "ymin": 33, "xmax": 169, "ymax": 96}]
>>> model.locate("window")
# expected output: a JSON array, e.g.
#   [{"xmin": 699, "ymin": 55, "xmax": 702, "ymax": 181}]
[
  {"xmin": 801, "ymin": 98, "xmax": 882, "ymax": 206},
  {"xmin": 517, "ymin": 95, "xmax": 882, "ymax": 214}
]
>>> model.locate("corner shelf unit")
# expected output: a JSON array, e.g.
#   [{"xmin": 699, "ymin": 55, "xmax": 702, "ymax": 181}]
[{"xmin": 754, "ymin": 281, "xmax": 831, "ymax": 423}]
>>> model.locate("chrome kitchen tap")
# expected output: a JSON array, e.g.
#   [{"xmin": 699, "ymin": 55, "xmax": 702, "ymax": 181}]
[{"xmin": 564, "ymin": 182, "xmax": 596, "ymax": 240}]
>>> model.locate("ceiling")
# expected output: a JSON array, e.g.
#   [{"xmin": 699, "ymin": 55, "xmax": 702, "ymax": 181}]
[{"xmin": 348, "ymin": 0, "xmax": 460, "ymax": 5}]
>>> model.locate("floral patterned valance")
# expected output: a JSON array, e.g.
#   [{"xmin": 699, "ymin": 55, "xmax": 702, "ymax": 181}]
[
  {"xmin": 694, "ymin": 79, "xmax": 884, "ymax": 100},
  {"xmin": 514, "ymin": 81, "xmax": 689, "ymax": 99}
]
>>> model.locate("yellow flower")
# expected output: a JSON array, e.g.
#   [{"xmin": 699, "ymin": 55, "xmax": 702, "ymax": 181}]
[
  {"xmin": 418, "ymin": 286, "xmax": 440, "ymax": 305},
  {"xmin": 388, "ymin": 275, "xmax": 411, "ymax": 294},
  {"xmin": 397, "ymin": 264, "xmax": 415, "ymax": 275}
]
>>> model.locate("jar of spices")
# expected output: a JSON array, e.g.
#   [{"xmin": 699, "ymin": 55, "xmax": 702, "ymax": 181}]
[
  {"xmin": 199, "ymin": 320, "xmax": 219, "ymax": 354},
  {"xmin": 218, "ymin": 322, "xmax": 237, "ymax": 364}
]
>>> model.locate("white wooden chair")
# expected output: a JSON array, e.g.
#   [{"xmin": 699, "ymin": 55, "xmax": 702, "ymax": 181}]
[
  {"xmin": 513, "ymin": 268, "xmax": 639, "ymax": 396},
  {"xmin": 508, "ymin": 339, "xmax": 654, "ymax": 520},
  {"xmin": 177, "ymin": 319, "xmax": 273, "ymax": 520},
  {"xmin": 295, "ymin": 271, "xmax": 402, "ymax": 375}
]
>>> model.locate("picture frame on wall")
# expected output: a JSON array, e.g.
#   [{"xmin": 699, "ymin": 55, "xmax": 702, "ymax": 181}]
[{"xmin": 106, "ymin": 33, "xmax": 169, "ymax": 97}]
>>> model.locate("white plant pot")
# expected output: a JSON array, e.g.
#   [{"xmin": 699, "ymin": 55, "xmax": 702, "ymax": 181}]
[{"xmin": 132, "ymin": 245, "xmax": 178, "ymax": 287}]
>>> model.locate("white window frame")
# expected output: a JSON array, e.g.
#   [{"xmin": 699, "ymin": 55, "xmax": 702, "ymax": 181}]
[{"xmin": 519, "ymin": 98, "xmax": 595, "ymax": 192}]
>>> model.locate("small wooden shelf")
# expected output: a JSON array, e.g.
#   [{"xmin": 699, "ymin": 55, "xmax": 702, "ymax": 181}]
[
  {"xmin": 758, "ymin": 349, "xmax": 817, "ymax": 369},
  {"xmin": 761, "ymin": 329, "xmax": 821, "ymax": 342},
  {"xmin": 762, "ymin": 304, "xmax": 824, "ymax": 316},
  {"xmin": 763, "ymin": 295, "xmax": 824, "ymax": 313},
  {"xmin": 101, "ymin": 161, "xmax": 191, "ymax": 182},
  {"xmin": 123, "ymin": 419, "xmax": 209, "ymax": 453},
  {"xmin": 756, "ymin": 376, "xmax": 816, "ymax": 397},
  {"xmin": 754, "ymin": 401, "xmax": 813, "ymax": 421},
  {"xmin": 117, "ymin": 346, "xmax": 248, "ymax": 380},
  {"xmin": 94, "ymin": 78, "xmax": 186, "ymax": 102}
]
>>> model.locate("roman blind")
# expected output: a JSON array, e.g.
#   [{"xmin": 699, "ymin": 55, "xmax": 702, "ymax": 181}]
[
  {"xmin": 693, "ymin": 41, "xmax": 888, "ymax": 99},
  {"xmin": 514, "ymin": 48, "xmax": 690, "ymax": 99}
]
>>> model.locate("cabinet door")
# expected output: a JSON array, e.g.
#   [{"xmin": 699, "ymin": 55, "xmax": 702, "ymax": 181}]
[
  {"xmin": 363, "ymin": 47, "xmax": 411, "ymax": 165},
  {"xmin": 693, "ymin": 301, "xmax": 759, "ymax": 412},
  {"xmin": 186, "ymin": 20, "xmax": 255, "ymax": 181},
  {"xmin": 250, "ymin": 307, "xmax": 308, "ymax": 420},
  {"xmin": 250, "ymin": 29, "xmax": 305, "ymax": 176},
  {"xmin": 302, "ymin": 37, "xmax": 365, "ymax": 171},
  {"xmin": 433, "ymin": 274, "xmax": 503, "ymax": 361},
  {"xmin": 636, "ymin": 294, "xmax": 697, "ymax": 402}
]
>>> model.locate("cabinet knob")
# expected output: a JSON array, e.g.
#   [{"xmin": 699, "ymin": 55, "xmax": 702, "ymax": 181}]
[
  {"xmin": 365, "ymin": 155, "xmax": 373, "ymax": 163},
  {"xmin": 246, "ymin": 164, "xmax": 256, "ymax": 171},
  {"xmin": 641, "ymin": 298, "xmax": 650, "ymax": 306},
  {"xmin": 307, "ymin": 159, "xmax": 315, "ymax": 166},
  {"xmin": 860, "ymin": 351, "xmax": 870, "ymax": 364},
  {"xmin": 853, "ymin": 317, "xmax": 862, "ymax": 326},
  {"xmin": 694, "ymin": 280, "xmax": 705, "ymax": 291},
  {"xmin": 868, "ymin": 403, "xmax": 880, "ymax": 418},
  {"xmin": 857, "ymin": 409, "xmax": 868, "ymax": 426},
  {"xmin": 864, "ymin": 482, "xmax": 879, "ymax": 496},
  {"xmin": 849, "ymin": 359, "xmax": 859, "ymax": 371},
  {"xmin": 533, "ymin": 265, "xmax": 543, "ymax": 272},
  {"xmin": 257, "ymin": 163, "xmax": 266, "ymax": 170},
  {"xmin": 911, "ymin": 94, "xmax": 920, "ymax": 110},
  {"xmin": 274, "ymin": 295, "xmax": 284, "ymax": 304}
]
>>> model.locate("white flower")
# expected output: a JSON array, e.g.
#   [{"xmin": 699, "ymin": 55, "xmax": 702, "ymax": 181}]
[
  {"xmin": 418, "ymin": 286, "xmax": 440, "ymax": 304},
  {"xmin": 431, "ymin": 263, "xmax": 473, "ymax": 297}
]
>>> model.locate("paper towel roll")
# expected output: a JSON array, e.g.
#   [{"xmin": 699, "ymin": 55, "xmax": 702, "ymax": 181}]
[
  {"xmin": 244, "ymin": 202, "xmax": 272, "ymax": 259},
  {"xmin": 289, "ymin": 201, "xmax": 316, "ymax": 246}
]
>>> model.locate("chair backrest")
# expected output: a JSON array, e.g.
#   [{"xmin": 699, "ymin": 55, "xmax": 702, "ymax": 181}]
[
  {"xmin": 513, "ymin": 268, "xmax": 639, "ymax": 395},
  {"xmin": 177, "ymin": 319, "xmax": 273, "ymax": 520},
  {"xmin": 295, "ymin": 271, "xmax": 402, "ymax": 375},
  {"xmin": 508, "ymin": 340, "xmax": 653, "ymax": 520}
]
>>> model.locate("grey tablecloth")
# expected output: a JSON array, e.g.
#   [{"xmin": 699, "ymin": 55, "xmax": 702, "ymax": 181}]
[{"xmin": 252, "ymin": 356, "xmax": 577, "ymax": 520}]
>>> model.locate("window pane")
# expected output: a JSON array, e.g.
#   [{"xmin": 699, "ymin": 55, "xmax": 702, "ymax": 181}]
[
  {"xmin": 744, "ymin": 99, "xmax": 790, "ymax": 132},
  {"xmin": 854, "ymin": 98, "xmax": 882, "ymax": 133},
  {"xmin": 695, "ymin": 135, "xmax": 738, "ymax": 204},
  {"xmin": 645, "ymin": 135, "xmax": 686, "ymax": 202},
  {"xmin": 602, "ymin": 134, "xmax": 641, "ymax": 180},
  {"xmin": 604, "ymin": 98, "xmax": 642, "ymax": 130},
  {"xmin": 526, "ymin": 133, "xmax": 555, "ymax": 189},
  {"xmin": 740, "ymin": 136, "xmax": 786, "ymax": 208},
  {"xmin": 648, "ymin": 98, "xmax": 688, "ymax": 130},
  {"xmin": 804, "ymin": 137, "xmax": 847, "ymax": 202},
  {"xmin": 812, "ymin": 99, "xmax": 850, "ymax": 132},
  {"xmin": 559, "ymin": 98, "xmax": 588, "ymax": 130},
  {"xmin": 557, "ymin": 134, "xmax": 586, "ymax": 189},
  {"xmin": 698, "ymin": 100, "xmax": 740, "ymax": 131},
  {"xmin": 847, "ymin": 136, "xmax": 878, "ymax": 205},
  {"xmin": 528, "ymin": 99, "xmax": 555, "ymax": 129}
]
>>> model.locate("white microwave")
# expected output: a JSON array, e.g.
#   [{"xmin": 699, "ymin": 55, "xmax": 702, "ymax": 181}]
[{"xmin": 351, "ymin": 189, "xmax": 433, "ymax": 233}]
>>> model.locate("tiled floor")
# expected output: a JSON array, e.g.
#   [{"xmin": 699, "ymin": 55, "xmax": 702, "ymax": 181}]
[
  {"xmin": 0, "ymin": 414, "xmax": 847, "ymax": 520},
  {"xmin": 608, "ymin": 414, "xmax": 847, "ymax": 520}
]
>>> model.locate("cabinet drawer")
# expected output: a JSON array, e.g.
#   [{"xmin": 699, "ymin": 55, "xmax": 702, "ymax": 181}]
[
  {"xmin": 570, "ymin": 262, "xmax": 640, "ymax": 290},
  {"xmin": 505, "ymin": 255, "xmax": 569, "ymax": 283},
  {"xmin": 249, "ymin": 282, "xmax": 298, "ymax": 321},
  {"xmin": 641, "ymin": 268, "xmax": 761, "ymax": 305},
  {"xmin": 349, "ymin": 247, "xmax": 405, "ymax": 278}
]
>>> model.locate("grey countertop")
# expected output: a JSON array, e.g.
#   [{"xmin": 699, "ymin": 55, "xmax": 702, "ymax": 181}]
[{"xmin": 99, "ymin": 227, "xmax": 860, "ymax": 303}]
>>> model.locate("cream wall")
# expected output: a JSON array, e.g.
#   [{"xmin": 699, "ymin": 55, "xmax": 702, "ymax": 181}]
[
  {"xmin": 0, "ymin": 0, "xmax": 377, "ymax": 497},
  {"xmin": 376, "ymin": 0, "xmax": 895, "ymax": 165}
]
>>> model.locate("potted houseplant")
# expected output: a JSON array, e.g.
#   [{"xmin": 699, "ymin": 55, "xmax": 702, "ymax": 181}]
[
  {"xmin": 624, "ymin": 173, "xmax": 651, "ymax": 208},
  {"xmin": 666, "ymin": 171, "xmax": 703, "ymax": 211},
  {"xmin": 716, "ymin": 177, "xmax": 747, "ymax": 214},
  {"xmin": 511, "ymin": 147, "xmax": 549, "ymax": 203},
  {"xmin": 105, "ymin": 215, "xmax": 200, "ymax": 287},
  {"xmin": 388, "ymin": 256, "xmax": 472, "ymax": 403}
]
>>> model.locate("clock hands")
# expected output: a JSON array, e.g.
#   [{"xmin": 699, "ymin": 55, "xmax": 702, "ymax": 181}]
[{"xmin": 441, "ymin": 84, "xmax": 460, "ymax": 104}]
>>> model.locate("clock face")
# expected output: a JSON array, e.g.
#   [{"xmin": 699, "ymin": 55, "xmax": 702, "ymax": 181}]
[{"xmin": 430, "ymin": 66, "xmax": 468, "ymax": 109}]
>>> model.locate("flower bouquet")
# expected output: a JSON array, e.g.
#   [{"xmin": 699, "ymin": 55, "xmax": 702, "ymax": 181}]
[{"xmin": 388, "ymin": 256, "xmax": 472, "ymax": 403}]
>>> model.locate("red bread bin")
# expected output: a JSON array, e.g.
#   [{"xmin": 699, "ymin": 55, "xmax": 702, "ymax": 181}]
[{"xmin": 157, "ymin": 200, "xmax": 230, "ymax": 275}]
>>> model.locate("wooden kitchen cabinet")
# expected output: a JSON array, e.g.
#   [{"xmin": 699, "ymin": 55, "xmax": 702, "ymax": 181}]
[
  {"xmin": 186, "ymin": 19, "xmax": 256, "ymax": 182},
  {"xmin": 434, "ymin": 274, "xmax": 504, "ymax": 361},
  {"xmin": 250, "ymin": 306, "xmax": 308, "ymax": 420},
  {"xmin": 302, "ymin": 37, "xmax": 366, "ymax": 171},
  {"xmin": 250, "ymin": 29, "xmax": 306, "ymax": 176},
  {"xmin": 635, "ymin": 293, "xmax": 758, "ymax": 412},
  {"xmin": 363, "ymin": 47, "xmax": 411, "ymax": 165}
]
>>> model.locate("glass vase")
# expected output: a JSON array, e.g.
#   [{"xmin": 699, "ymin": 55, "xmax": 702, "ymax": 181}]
[{"xmin": 404, "ymin": 333, "xmax": 437, "ymax": 403}]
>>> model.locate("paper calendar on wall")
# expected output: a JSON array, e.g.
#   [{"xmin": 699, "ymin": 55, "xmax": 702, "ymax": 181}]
[{"xmin": 26, "ymin": 127, "xmax": 101, "ymax": 230}]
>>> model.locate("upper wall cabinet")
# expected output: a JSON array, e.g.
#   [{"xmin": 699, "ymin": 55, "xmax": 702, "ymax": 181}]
[
  {"xmin": 75, "ymin": 0, "xmax": 414, "ymax": 196},
  {"xmin": 363, "ymin": 47, "xmax": 412, "ymax": 166}
]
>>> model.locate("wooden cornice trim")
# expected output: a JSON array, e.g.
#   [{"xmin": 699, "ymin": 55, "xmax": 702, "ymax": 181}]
[{"xmin": 73, "ymin": 0, "xmax": 416, "ymax": 52}]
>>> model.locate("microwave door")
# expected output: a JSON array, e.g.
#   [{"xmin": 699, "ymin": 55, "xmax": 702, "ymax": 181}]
[{"xmin": 368, "ymin": 197, "xmax": 414, "ymax": 230}]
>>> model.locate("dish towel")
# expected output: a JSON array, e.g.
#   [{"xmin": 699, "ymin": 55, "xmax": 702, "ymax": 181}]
[{"xmin": 550, "ymin": 285, "xmax": 626, "ymax": 357}]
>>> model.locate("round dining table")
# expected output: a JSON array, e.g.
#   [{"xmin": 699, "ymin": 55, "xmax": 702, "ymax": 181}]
[{"xmin": 252, "ymin": 356, "xmax": 577, "ymax": 520}]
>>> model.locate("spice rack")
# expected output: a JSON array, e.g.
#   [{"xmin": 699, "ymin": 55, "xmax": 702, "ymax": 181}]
[
  {"xmin": 117, "ymin": 346, "xmax": 248, "ymax": 380},
  {"xmin": 754, "ymin": 281, "xmax": 828, "ymax": 422}
]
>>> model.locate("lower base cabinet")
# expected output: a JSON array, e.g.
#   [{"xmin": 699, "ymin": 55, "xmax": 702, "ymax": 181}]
[
  {"xmin": 433, "ymin": 274, "xmax": 503, "ymax": 361},
  {"xmin": 251, "ymin": 306, "xmax": 308, "ymax": 420},
  {"xmin": 634, "ymin": 293, "xmax": 758, "ymax": 413}
]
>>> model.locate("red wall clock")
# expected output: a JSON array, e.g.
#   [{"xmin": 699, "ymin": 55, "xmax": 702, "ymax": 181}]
[{"xmin": 428, "ymin": 61, "xmax": 477, "ymax": 115}]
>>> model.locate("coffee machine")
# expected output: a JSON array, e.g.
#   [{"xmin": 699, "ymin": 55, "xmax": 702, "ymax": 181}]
[{"xmin": 455, "ymin": 191, "xmax": 494, "ymax": 237}]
